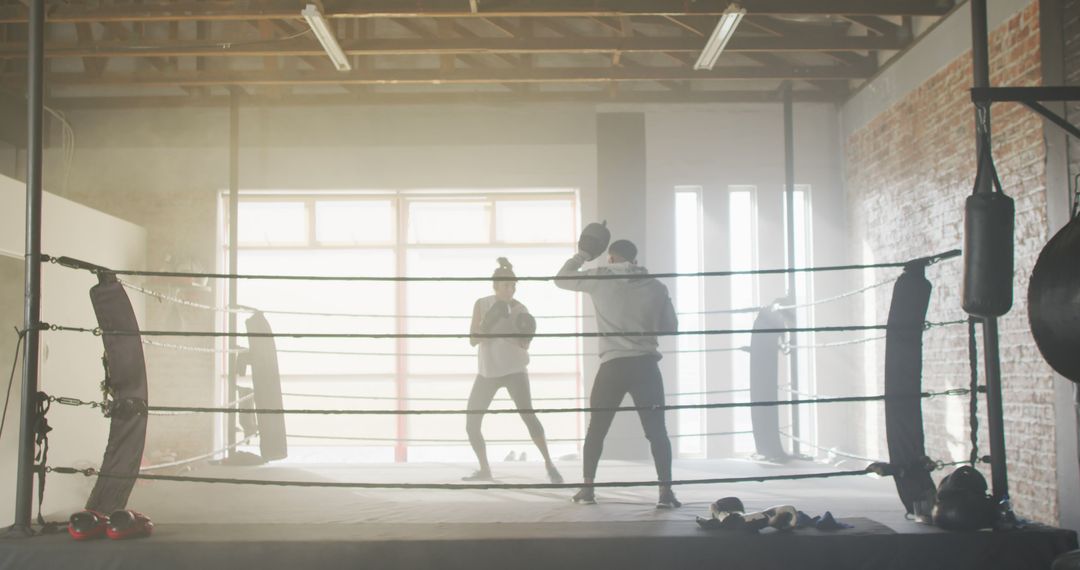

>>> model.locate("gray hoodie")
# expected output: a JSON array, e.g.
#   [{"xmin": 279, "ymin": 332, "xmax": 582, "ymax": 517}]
[{"xmin": 555, "ymin": 254, "xmax": 678, "ymax": 363}]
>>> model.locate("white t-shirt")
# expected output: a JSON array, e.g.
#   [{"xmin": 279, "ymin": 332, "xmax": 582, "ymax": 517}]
[{"xmin": 472, "ymin": 295, "xmax": 530, "ymax": 378}]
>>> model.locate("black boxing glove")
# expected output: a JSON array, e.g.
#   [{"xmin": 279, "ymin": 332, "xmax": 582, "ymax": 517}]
[
  {"xmin": 515, "ymin": 312, "xmax": 537, "ymax": 342},
  {"xmin": 480, "ymin": 300, "xmax": 511, "ymax": 333},
  {"xmin": 578, "ymin": 221, "xmax": 610, "ymax": 262}
]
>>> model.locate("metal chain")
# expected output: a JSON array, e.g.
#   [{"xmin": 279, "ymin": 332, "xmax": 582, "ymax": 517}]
[{"xmin": 968, "ymin": 317, "xmax": 981, "ymax": 467}]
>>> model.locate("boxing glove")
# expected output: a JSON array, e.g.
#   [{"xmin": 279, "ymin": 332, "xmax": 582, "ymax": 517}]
[
  {"xmin": 68, "ymin": 510, "xmax": 109, "ymax": 540},
  {"xmin": 709, "ymin": 497, "xmax": 745, "ymax": 520},
  {"xmin": 480, "ymin": 300, "xmax": 511, "ymax": 333},
  {"xmin": 763, "ymin": 505, "xmax": 798, "ymax": 530},
  {"xmin": 106, "ymin": 510, "xmax": 154, "ymax": 540},
  {"xmin": 578, "ymin": 221, "xmax": 611, "ymax": 261},
  {"xmin": 516, "ymin": 312, "xmax": 537, "ymax": 342}
]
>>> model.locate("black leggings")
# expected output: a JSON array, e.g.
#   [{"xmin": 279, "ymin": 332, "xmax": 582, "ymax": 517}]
[
  {"xmin": 466, "ymin": 372, "xmax": 549, "ymax": 466},
  {"xmin": 582, "ymin": 355, "xmax": 672, "ymax": 482}
]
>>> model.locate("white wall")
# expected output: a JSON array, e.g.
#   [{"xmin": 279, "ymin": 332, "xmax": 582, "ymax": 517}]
[
  {"xmin": 48, "ymin": 100, "xmax": 850, "ymax": 465},
  {"xmin": 635, "ymin": 103, "xmax": 850, "ymax": 457},
  {"xmin": 0, "ymin": 173, "xmax": 145, "ymax": 523}
]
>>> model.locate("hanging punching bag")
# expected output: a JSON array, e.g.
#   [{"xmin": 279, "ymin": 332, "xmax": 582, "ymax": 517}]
[
  {"xmin": 963, "ymin": 135, "xmax": 1015, "ymax": 317},
  {"xmin": 1028, "ymin": 212, "xmax": 1080, "ymax": 383}
]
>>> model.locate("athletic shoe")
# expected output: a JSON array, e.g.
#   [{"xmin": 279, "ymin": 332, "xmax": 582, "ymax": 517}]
[
  {"xmin": 462, "ymin": 469, "xmax": 494, "ymax": 482},
  {"xmin": 546, "ymin": 464, "xmax": 564, "ymax": 485},
  {"xmin": 572, "ymin": 488, "xmax": 596, "ymax": 504},
  {"xmin": 656, "ymin": 489, "xmax": 682, "ymax": 509}
]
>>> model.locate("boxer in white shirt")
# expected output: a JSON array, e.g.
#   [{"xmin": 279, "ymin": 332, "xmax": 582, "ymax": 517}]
[{"xmin": 463, "ymin": 257, "xmax": 563, "ymax": 485}]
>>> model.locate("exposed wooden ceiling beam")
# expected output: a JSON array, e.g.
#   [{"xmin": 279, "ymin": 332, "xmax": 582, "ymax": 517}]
[
  {"xmin": 0, "ymin": 0, "xmax": 957, "ymax": 24},
  {"xmin": 73, "ymin": 22, "xmax": 105, "ymax": 76},
  {"xmin": 391, "ymin": 17, "xmax": 527, "ymax": 93},
  {"xmin": 745, "ymin": 52, "xmax": 847, "ymax": 98},
  {"xmin": 0, "ymin": 34, "xmax": 913, "ymax": 61},
  {"xmin": 49, "ymin": 88, "xmax": 840, "ymax": 110},
  {"xmin": 842, "ymin": 15, "xmax": 908, "ymax": 38},
  {"xmin": 260, "ymin": 19, "xmax": 356, "ymax": 96},
  {"xmin": 7, "ymin": 65, "xmax": 872, "ymax": 88},
  {"xmin": 661, "ymin": 15, "xmax": 706, "ymax": 37}
]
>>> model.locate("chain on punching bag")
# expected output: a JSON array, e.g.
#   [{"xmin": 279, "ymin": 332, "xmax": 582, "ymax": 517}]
[{"xmin": 962, "ymin": 110, "xmax": 1015, "ymax": 318}]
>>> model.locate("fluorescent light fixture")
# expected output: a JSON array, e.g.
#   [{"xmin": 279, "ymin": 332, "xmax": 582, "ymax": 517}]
[
  {"xmin": 301, "ymin": 3, "xmax": 352, "ymax": 72},
  {"xmin": 693, "ymin": 3, "xmax": 746, "ymax": 71}
]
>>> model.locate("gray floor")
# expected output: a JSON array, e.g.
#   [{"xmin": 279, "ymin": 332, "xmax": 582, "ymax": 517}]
[
  {"xmin": 76, "ymin": 457, "xmax": 922, "ymax": 529},
  {"xmin": 13, "ymin": 458, "xmax": 1078, "ymax": 570}
]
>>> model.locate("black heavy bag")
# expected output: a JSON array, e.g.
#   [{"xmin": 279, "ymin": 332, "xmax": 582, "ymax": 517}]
[
  {"xmin": 86, "ymin": 272, "xmax": 149, "ymax": 514},
  {"xmin": 1028, "ymin": 214, "xmax": 1080, "ymax": 383},
  {"xmin": 749, "ymin": 306, "xmax": 787, "ymax": 461},
  {"xmin": 884, "ymin": 263, "xmax": 936, "ymax": 516},
  {"xmin": 244, "ymin": 312, "xmax": 288, "ymax": 460},
  {"xmin": 963, "ymin": 139, "xmax": 1014, "ymax": 317}
]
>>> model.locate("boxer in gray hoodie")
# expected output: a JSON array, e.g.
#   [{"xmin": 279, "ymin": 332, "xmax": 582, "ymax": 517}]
[{"xmin": 555, "ymin": 239, "xmax": 681, "ymax": 508}]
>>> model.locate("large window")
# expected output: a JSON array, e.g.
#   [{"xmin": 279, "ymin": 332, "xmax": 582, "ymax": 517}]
[
  {"xmin": 223, "ymin": 191, "xmax": 580, "ymax": 463},
  {"xmin": 783, "ymin": 185, "xmax": 815, "ymax": 451},
  {"xmin": 674, "ymin": 187, "xmax": 705, "ymax": 457},
  {"xmin": 728, "ymin": 186, "xmax": 758, "ymax": 454}
]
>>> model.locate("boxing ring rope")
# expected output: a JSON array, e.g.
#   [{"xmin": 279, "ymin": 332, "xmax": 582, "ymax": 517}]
[
  {"xmin": 115, "ymin": 274, "xmax": 900, "ymax": 320},
  {"xmin": 46, "ymin": 250, "xmax": 958, "ymax": 282},
  {"xmin": 9, "ymin": 248, "xmax": 975, "ymax": 523},
  {"xmin": 42, "ymin": 321, "xmax": 960, "ymax": 340},
  {"xmin": 47, "ymin": 387, "xmax": 971, "ymax": 418},
  {"xmin": 44, "ymin": 465, "xmax": 885, "ymax": 491}
]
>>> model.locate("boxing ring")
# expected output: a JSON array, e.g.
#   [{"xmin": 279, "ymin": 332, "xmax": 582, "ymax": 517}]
[
  {"xmin": 4, "ymin": 2, "xmax": 1079, "ymax": 568},
  {"xmin": 0, "ymin": 247, "xmax": 1075, "ymax": 570}
]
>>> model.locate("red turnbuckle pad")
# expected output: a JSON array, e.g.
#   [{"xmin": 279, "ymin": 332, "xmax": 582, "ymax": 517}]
[
  {"xmin": 68, "ymin": 510, "xmax": 109, "ymax": 540},
  {"xmin": 105, "ymin": 510, "xmax": 154, "ymax": 540}
]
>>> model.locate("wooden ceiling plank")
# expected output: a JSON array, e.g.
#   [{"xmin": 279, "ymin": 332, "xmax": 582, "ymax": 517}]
[
  {"xmin": 49, "ymin": 88, "xmax": 840, "ymax": 109},
  {"xmin": 745, "ymin": 51, "xmax": 847, "ymax": 97},
  {"xmin": 264, "ymin": 19, "xmax": 361, "ymax": 96},
  {"xmin": 661, "ymin": 15, "xmax": 706, "ymax": 37},
  {"xmin": 259, "ymin": 20, "xmax": 285, "ymax": 99},
  {"xmin": 841, "ymin": 15, "xmax": 905, "ymax": 37},
  {"xmin": 0, "ymin": 0, "xmax": 957, "ymax": 24},
  {"xmin": 14, "ymin": 64, "xmax": 872, "ymax": 89},
  {"xmin": 1, "ymin": 34, "xmax": 909, "ymax": 60},
  {"xmin": 396, "ymin": 17, "xmax": 525, "ymax": 93},
  {"xmin": 74, "ymin": 23, "xmax": 105, "ymax": 76},
  {"xmin": 480, "ymin": 17, "xmax": 517, "ymax": 37}
]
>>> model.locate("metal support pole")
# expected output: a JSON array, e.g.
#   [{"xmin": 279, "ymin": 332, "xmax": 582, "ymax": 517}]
[
  {"xmin": 782, "ymin": 82, "xmax": 801, "ymax": 456},
  {"xmin": 970, "ymin": 0, "xmax": 1010, "ymax": 506},
  {"xmin": 226, "ymin": 90, "xmax": 240, "ymax": 457},
  {"xmin": 9, "ymin": 0, "xmax": 45, "ymax": 535},
  {"xmin": 982, "ymin": 317, "xmax": 1009, "ymax": 501}
]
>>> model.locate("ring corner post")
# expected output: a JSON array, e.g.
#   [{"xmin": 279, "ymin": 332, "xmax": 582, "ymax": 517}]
[{"xmin": 8, "ymin": 0, "xmax": 46, "ymax": 537}]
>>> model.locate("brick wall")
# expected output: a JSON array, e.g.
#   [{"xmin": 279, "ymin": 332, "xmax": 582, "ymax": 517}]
[{"xmin": 846, "ymin": 2, "xmax": 1060, "ymax": 523}]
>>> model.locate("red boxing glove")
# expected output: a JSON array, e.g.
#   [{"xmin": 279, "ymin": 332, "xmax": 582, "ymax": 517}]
[
  {"xmin": 68, "ymin": 510, "xmax": 109, "ymax": 540},
  {"xmin": 106, "ymin": 510, "xmax": 154, "ymax": 540}
]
